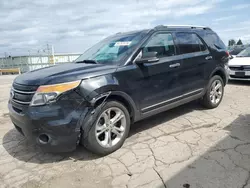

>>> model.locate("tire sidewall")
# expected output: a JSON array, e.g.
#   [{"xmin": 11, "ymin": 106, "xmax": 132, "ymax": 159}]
[{"xmin": 83, "ymin": 101, "xmax": 130, "ymax": 155}]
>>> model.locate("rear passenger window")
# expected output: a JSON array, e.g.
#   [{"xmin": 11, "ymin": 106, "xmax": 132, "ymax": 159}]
[
  {"xmin": 176, "ymin": 33, "xmax": 207, "ymax": 54},
  {"xmin": 143, "ymin": 33, "xmax": 176, "ymax": 58}
]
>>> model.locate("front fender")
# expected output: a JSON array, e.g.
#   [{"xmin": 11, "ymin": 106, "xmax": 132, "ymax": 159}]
[
  {"xmin": 79, "ymin": 74, "xmax": 120, "ymax": 101},
  {"xmin": 79, "ymin": 75, "xmax": 139, "ymax": 112},
  {"xmin": 77, "ymin": 75, "xmax": 140, "ymax": 133}
]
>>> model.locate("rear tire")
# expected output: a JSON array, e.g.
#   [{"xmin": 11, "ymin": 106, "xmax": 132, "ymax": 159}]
[
  {"xmin": 201, "ymin": 75, "xmax": 224, "ymax": 109},
  {"xmin": 81, "ymin": 101, "xmax": 130, "ymax": 156}
]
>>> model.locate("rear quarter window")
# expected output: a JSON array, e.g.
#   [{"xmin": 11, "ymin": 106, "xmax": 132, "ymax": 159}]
[{"xmin": 203, "ymin": 33, "xmax": 226, "ymax": 50}]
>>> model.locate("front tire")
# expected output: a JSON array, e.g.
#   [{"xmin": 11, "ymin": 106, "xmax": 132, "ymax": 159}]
[
  {"xmin": 201, "ymin": 75, "xmax": 224, "ymax": 109},
  {"xmin": 82, "ymin": 101, "xmax": 130, "ymax": 155}
]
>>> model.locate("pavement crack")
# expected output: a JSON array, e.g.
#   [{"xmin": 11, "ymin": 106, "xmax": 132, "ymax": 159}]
[
  {"xmin": 202, "ymin": 156, "xmax": 226, "ymax": 170},
  {"xmin": 109, "ymin": 156, "xmax": 132, "ymax": 175},
  {"xmin": 153, "ymin": 167, "xmax": 166, "ymax": 188},
  {"xmin": 234, "ymin": 143, "xmax": 250, "ymax": 157},
  {"xmin": 228, "ymin": 134, "xmax": 245, "ymax": 142},
  {"xmin": 147, "ymin": 144, "xmax": 170, "ymax": 167},
  {"xmin": 148, "ymin": 145, "xmax": 157, "ymax": 166},
  {"xmin": 242, "ymin": 172, "xmax": 250, "ymax": 188}
]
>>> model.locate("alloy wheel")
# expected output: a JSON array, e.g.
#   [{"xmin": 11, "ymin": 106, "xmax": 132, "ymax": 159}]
[
  {"xmin": 210, "ymin": 79, "xmax": 223, "ymax": 104},
  {"xmin": 95, "ymin": 107, "xmax": 126, "ymax": 148}
]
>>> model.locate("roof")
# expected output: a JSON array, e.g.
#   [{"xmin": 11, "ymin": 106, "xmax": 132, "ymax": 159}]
[
  {"xmin": 115, "ymin": 29, "xmax": 151, "ymax": 36},
  {"xmin": 154, "ymin": 25, "xmax": 211, "ymax": 31},
  {"xmin": 114, "ymin": 25, "xmax": 212, "ymax": 36}
]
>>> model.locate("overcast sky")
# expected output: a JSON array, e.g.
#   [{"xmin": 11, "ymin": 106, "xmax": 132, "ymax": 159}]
[{"xmin": 1, "ymin": 0, "xmax": 250, "ymax": 56}]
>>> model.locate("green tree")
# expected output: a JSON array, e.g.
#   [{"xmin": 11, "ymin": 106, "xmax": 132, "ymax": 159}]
[
  {"xmin": 236, "ymin": 39, "xmax": 243, "ymax": 45},
  {"xmin": 228, "ymin": 39, "xmax": 236, "ymax": 46}
]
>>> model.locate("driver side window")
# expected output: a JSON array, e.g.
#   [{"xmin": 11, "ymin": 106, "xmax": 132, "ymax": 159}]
[{"xmin": 143, "ymin": 33, "xmax": 176, "ymax": 58}]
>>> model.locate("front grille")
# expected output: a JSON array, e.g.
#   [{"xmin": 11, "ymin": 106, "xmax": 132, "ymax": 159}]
[
  {"xmin": 11, "ymin": 83, "xmax": 38, "ymax": 105},
  {"xmin": 229, "ymin": 66, "xmax": 250, "ymax": 71}
]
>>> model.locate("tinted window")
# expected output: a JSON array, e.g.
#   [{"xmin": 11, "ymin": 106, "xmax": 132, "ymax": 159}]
[
  {"xmin": 230, "ymin": 48, "xmax": 245, "ymax": 55},
  {"xmin": 237, "ymin": 47, "xmax": 250, "ymax": 57},
  {"xmin": 203, "ymin": 33, "xmax": 226, "ymax": 50},
  {"xmin": 143, "ymin": 33, "xmax": 176, "ymax": 58},
  {"xmin": 176, "ymin": 33, "xmax": 207, "ymax": 54}
]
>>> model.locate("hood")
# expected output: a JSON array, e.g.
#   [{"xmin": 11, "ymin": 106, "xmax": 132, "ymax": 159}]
[
  {"xmin": 229, "ymin": 56, "xmax": 250, "ymax": 66},
  {"xmin": 14, "ymin": 63, "xmax": 117, "ymax": 86}
]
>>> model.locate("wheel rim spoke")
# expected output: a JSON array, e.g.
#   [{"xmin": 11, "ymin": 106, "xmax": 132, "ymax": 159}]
[
  {"xmin": 96, "ymin": 124, "xmax": 106, "ymax": 136},
  {"xmin": 113, "ymin": 126, "xmax": 124, "ymax": 132},
  {"xmin": 112, "ymin": 126, "xmax": 124, "ymax": 138},
  {"xmin": 107, "ymin": 130, "xmax": 112, "ymax": 147},
  {"xmin": 211, "ymin": 82, "xmax": 216, "ymax": 91},
  {"xmin": 104, "ymin": 110, "xmax": 111, "ymax": 122},
  {"xmin": 215, "ymin": 83, "xmax": 222, "ymax": 91},
  {"xmin": 101, "ymin": 131, "xmax": 109, "ymax": 146},
  {"xmin": 212, "ymin": 95, "xmax": 216, "ymax": 103},
  {"xmin": 110, "ymin": 112, "xmax": 124, "ymax": 125}
]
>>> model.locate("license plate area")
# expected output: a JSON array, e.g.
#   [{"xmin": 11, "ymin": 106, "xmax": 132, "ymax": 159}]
[{"xmin": 235, "ymin": 72, "xmax": 245, "ymax": 77}]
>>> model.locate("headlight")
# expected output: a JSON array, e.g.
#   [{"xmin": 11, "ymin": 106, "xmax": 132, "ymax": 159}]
[{"xmin": 30, "ymin": 80, "xmax": 81, "ymax": 106}]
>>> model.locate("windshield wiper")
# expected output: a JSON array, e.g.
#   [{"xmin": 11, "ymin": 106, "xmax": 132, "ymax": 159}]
[{"xmin": 75, "ymin": 60, "xmax": 98, "ymax": 64}]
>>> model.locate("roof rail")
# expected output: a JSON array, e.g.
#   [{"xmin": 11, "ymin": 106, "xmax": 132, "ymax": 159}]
[{"xmin": 155, "ymin": 25, "xmax": 210, "ymax": 30}]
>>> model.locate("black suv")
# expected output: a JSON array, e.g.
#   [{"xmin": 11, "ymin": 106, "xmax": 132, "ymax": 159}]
[{"xmin": 8, "ymin": 25, "xmax": 229, "ymax": 155}]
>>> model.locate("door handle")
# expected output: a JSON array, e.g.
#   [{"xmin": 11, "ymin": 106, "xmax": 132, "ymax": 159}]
[
  {"xmin": 169, "ymin": 63, "xmax": 180, "ymax": 68},
  {"xmin": 205, "ymin": 56, "xmax": 213, "ymax": 60}
]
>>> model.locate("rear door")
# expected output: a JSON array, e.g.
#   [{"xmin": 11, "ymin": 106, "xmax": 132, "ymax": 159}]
[{"xmin": 174, "ymin": 32, "xmax": 211, "ymax": 95}]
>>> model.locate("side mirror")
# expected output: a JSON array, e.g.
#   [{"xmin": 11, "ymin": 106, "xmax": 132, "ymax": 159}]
[{"xmin": 135, "ymin": 51, "xmax": 159, "ymax": 64}]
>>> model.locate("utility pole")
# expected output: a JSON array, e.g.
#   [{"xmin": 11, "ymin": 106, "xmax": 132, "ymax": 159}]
[
  {"xmin": 51, "ymin": 45, "xmax": 55, "ymax": 65},
  {"xmin": 4, "ymin": 52, "xmax": 7, "ymax": 65},
  {"xmin": 28, "ymin": 50, "xmax": 30, "ymax": 65},
  {"xmin": 9, "ymin": 52, "xmax": 13, "ymax": 68},
  {"xmin": 47, "ymin": 44, "xmax": 50, "ymax": 64},
  {"xmin": 4, "ymin": 52, "xmax": 9, "ymax": 69},
  {"xmin": 1, "ymin": 56, "xmax": 3, "ymax": 69}
]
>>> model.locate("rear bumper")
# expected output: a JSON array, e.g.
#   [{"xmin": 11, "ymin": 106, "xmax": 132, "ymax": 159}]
[{"xmin": 8, "ymin": 100, "xmax": 83, "ymax": 152}]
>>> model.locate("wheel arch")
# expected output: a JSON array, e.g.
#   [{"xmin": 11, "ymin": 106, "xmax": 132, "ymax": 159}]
[
  {"xmin": 210, "ymin": 67, "xmax": 227, "ymax": 86},
  {"xmin": 92, "ymin": 91, "xmax": 139, "ymax": 123}
]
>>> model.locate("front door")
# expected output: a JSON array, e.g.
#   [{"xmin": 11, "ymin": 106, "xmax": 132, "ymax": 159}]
[{"xmin": 131, "ymin": 32, "xmax": 184, "ymax": 113}]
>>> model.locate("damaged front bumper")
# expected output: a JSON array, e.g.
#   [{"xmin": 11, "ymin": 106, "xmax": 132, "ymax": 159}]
[{"xmin": 8, "ymin": 91, "xmax": 90, "ymax": 153}]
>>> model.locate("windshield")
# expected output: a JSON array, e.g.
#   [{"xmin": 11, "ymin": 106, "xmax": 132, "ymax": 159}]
[
  {"xmin": 230, "ymin": 48, "xmax": 245, "ymax": 55},
  {"xmin": 75, "ymin": 31, "xmax": 147, "ymax": 65},
  {"xmin": 237, "ymin": 47, "xmax": 250, "ymax": 57}
]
